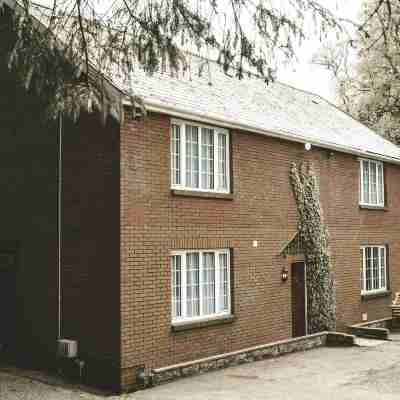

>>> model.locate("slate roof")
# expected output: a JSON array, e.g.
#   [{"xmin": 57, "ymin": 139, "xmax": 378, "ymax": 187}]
[
  {"xmin": 115, "ymin": 56, "xmax": 400, "ymax": 163},
  {"xmin": 7, "ymin": 0, "xmax": 400, "ymax": 162}
]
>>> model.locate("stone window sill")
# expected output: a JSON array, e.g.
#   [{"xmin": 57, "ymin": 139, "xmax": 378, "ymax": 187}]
[
  {"xmin": 361, "ymin": 290, "xmax": 391, "ymax": 301},
  {"xmin": 359, "ymin": 205, "xmax": 388, "ymax": 211},
  {"xmin": 171, "ymin": 315, "xmax": 236, "ymax": 332},
  {"xmin": 171, "ymin": 189, "xmax": 234, "ymax": 200}
]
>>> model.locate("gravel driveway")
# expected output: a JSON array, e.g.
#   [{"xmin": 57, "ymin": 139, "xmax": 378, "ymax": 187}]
[
  {"xmin": 0, "ymin": 372, "xmax": 101, "ymax": 400},
  {"xmin": 1, "ymin": 335, "xmax": 400, "ymax": 400}
]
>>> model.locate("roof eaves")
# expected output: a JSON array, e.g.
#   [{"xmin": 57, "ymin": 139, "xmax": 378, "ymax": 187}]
[{"xmin": 126, "ymin": 97, "xmax": 400, "ymax": 166}]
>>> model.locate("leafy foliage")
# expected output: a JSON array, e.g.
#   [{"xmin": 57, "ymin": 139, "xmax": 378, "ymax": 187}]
[
  {"xmin": 0, "ymin": 0, "xmax": 342, "ymax": 121},
  {"xmin": 0, "ymin": 3, "xmax": 127, "ymax": 122},
  {"xmin": 290, "ymin": 161, "xmax": 336, "ymax": 333},
  {"xmin": 0, "ymin": 28, "xmax": 56, "ymax": 131},
  {"xmin": 314, "ymin": 0, "xmax": 400, "ymax": 144}
]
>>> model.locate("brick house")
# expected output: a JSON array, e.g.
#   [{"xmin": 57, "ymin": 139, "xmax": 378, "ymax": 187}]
[{"xmin": 2, "ymin": 29, "xmax": 400, "ymax": 391}]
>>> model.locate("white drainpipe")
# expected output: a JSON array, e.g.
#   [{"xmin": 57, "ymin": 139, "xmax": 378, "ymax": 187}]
[{"xmin": 58, "ymin": 113, "xmax": 63, "ymax": 340}]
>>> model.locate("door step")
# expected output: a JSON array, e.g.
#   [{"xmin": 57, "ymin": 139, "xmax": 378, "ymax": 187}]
[{"xmin": 354, "ymin": 337, "xmax": 387, "ymax": 347}]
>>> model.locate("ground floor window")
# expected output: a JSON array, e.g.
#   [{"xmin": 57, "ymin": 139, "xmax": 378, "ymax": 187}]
[
  {"xmin": 360, "ymin": 245, "xmax": 387, "ymax": 294},
  {"xmin": 171, "ymin": 249, "xmax": 231, "ymax": 323}
]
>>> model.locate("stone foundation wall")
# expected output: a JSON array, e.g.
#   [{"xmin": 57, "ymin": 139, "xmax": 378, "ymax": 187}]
[{"xmin": 147, "ymin": 332, "xmax": 354, "ymax": 387}]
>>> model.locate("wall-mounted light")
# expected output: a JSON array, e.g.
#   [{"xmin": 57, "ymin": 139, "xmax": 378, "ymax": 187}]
[
  {"xmin": 305, "ymin": 142, "xmax": 312, "ymax": 151},
  {"xmin": 281, "ymin": 266, "xmax": 289, "ymax": 282}
]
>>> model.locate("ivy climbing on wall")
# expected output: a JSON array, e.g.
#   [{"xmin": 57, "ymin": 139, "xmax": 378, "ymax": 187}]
[{"xmin": 290, "ymin": 161, "xmax": 336, "ymax": 333}]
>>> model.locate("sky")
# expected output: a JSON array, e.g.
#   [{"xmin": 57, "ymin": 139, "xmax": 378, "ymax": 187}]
[
  {"xmin": 278, "ymin": 1, "xmax": 361, "ymax": 103},
  {"xmin": 32, "ymin": 0, "xmax": 363, "ymax": 104}
]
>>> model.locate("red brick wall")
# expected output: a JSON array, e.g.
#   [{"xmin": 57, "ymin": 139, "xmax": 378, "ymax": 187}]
[
  {"xmin": 120, "ymin": 111, "xmax": 400, "ymax": 390},
  {"xmin": 62, "ymin": 112, "xmax": 121, "ymax": 389}
]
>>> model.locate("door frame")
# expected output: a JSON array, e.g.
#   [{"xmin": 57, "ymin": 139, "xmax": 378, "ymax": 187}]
[
  {"xmin": 291, "ymin": 260, "xmax": 308, "ymax": 337},
  {"xmin": 304, "ymin": 263, "xmax": 308, "ymax": 335}
]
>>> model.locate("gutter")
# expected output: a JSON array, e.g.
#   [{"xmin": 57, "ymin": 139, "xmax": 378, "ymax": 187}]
[{"xmin": 124, "ymin": 98, "xmax": 400, "ymax": 166}]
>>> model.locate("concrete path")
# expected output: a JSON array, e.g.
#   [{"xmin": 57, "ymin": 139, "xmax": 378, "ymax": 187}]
[
  {"xmin": 131, "ymin": 334, "xmax": 400, "ymax": 400},
  {"xmin": 1, "ymin": 335, "xmax": 400, "ymax": 400}
]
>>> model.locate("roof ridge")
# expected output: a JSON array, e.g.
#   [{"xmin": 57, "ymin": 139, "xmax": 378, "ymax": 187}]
[{"xmin": 182, "ymin": 53, "xmax": 336, "ymax": 104}]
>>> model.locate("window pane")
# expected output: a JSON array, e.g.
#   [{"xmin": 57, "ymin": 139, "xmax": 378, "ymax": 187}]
[
  {"xmin": 380, "ymin": 247, "xmax": 386, "ymax": 289},
  {"xmin": 370, "ymin": 162, "xmax": 377, "ymax": 204},
  {"xmin": 377, "ymin": 163, "xmax": 384, "ymax": 205},
  {"xmin": 360, "ymin": 248, "xmax": 364, "ymax": 292},
  {"xmin": 217, "ymin": 133, "xmax": 228, "ymax": 190},
  {"xmin": 186, "ymin": 253, "xmax": 200, "ymax": 317},
  {"xmin": 365, "ymin": 247, "xmax": 372, "ymax": 291},
  {"xmin": 202, "ymin": 252, "xmax": 215, "ymax": 315},
  {"xmin": 171, "ymin": 255, "xmax": 182, "ymax": 318},
  {"xmin": 363, "ymin": 246, "xmax": 387, "ymax": 293},
  {"xmin": 201, "ymin": 128, "xmax": 214, "ymax": 190},
  {"xmin": 372, "ymin": 247, "xmax": 379, "ymax": 289},
  {"xmin": 362, "ymin": 161, "xmax": 370, "ymax": 204},
  {"xmin": 171, "ymin": 249, "xmax": 230, "ymax": 321},
  {"xmin": 218, "ymin": 252, "xmax": 229, "ymax": 312},
  {"xmin": 171, "ymin": 123, "xmax": 229, "ymax": 193},
  {"xmin": 171, "ymin": 125, "xmax": 181, "ymax": 185},
  {"xmin": 185, "ymin": 125, "xmax": 199, "ymax": 188}
]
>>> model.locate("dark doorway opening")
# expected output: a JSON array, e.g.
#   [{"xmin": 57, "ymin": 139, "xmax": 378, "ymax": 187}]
[
  {"xmin": 291, "ymin": 262, "xmax": 307, "ymax": 338},
  {"xmin": 0, "ymin": 250, "xmax": 18, "ymax": 358}
]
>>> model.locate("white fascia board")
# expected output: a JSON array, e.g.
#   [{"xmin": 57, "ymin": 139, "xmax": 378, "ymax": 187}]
[{"xmin": 122, "ymin": 98, "xmax": 400, "ymax": 166}]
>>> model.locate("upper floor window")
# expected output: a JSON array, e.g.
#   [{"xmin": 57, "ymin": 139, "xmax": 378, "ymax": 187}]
[
  {"xmin": 359, "ymin": 159, "xmax": 384, "ymax": 207},
  {"xmin": 360, "ymin": 245, "xmax": 387, "ymax": 295},
  {"xmin": 170, "ymin": 120, "xmax": 230, "ymax": 193},
  {"xmin": 171, "ymin": 249, "xmax": 231, "ymax": 323}
]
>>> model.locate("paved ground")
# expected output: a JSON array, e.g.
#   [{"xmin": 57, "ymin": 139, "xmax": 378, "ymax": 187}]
[{"xmin": 1, "ymin": 335, "xmax": 400, "ymax": 400}]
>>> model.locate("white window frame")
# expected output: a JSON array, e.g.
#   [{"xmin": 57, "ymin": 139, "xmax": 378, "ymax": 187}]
[
  {"xmin": 359, "ymin": 158, "xmax": 385, "ymax": 207},
  {"xmin": 170, "ymin": 119, "xmax": 230, "ymax": 194},
  {"xmin": 171, "ymin": 249, "xmax": 231, "ymax": 324},
  {"xmin": 360, "ymin": 245, "xmax": 387, "ymax": 295}
]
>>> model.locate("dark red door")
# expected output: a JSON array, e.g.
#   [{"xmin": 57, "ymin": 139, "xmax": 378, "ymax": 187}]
[
  {"xmin": 291, "ymin": 262, "xmax": 307, "ymax": 337},
  {"xmin": 0, "ymin": 252, "xmax": 17, "ymax": 355}
]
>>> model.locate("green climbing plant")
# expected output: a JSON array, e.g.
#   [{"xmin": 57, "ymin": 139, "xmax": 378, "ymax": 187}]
[{"xmin": 290, "ymin": 161, "xmax": 336, "ymax": 333}]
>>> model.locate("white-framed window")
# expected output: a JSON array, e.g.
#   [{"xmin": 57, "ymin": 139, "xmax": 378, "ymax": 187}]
[
  {"xmin": 359, "ymin": 159, "xmax": 384, "ymax": 207},
  {"xmin": 170, "ymin": 119, "xmax": 230, "ymax": 193},
  {"xmin": 171, "ymin": 249, "xmax": 231, "ymax": 323},
  {"xmin": 360, "ymin": 245, "xmax": 387, "ymax": 295}
]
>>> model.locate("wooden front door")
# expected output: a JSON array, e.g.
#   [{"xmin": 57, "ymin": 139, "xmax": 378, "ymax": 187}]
[
  {"xmin": 0, "ymin": 251, "xmax": 17, "ymax": 355},
  {"xmin": 291, "ymin": 262, "xmax": 307, "ymax": 337}
]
